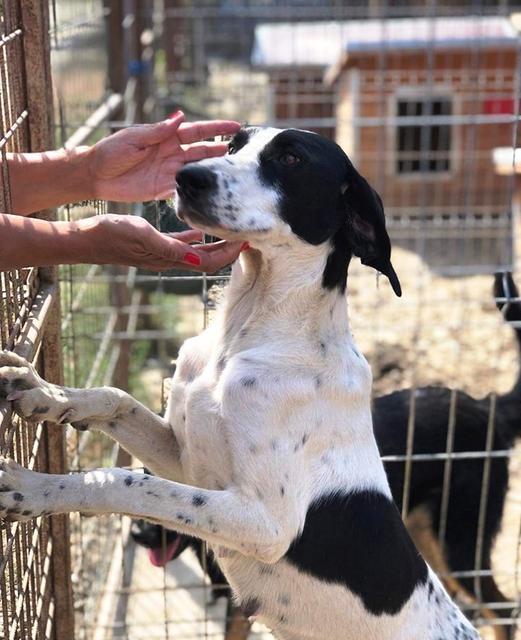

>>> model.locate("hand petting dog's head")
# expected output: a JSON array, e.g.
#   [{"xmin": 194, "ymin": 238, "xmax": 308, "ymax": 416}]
[{"xmin": 175, "ymin": 126, "xmax": 401, "ymax": 296}]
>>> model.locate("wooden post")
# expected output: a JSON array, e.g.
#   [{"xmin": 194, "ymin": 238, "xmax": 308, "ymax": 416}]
[{"xmin": 20, "ymin": 2, "xmax": 75, "ymax": 639}]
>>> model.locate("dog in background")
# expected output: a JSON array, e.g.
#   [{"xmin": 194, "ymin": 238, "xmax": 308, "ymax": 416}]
[
  {"xmin": 0, "ymin": 126, "xmax": 478, "ymax": 640},
  {"xmin": 374, "ymin": 271, "xmax": 521, "ymax": 640},
  {"xmin": 130, "ymin": 518, "xmax": 251, "ymax": 640}
]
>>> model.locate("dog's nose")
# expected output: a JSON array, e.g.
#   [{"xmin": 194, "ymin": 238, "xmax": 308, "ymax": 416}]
[{"xmin": 176, "ymin": 165, "xmax": 216, "ymax": 196}]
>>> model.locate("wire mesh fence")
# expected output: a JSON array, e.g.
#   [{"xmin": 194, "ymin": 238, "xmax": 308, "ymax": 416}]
[
  {"xmin": 0, "ymin": 2, "xmax": 74, "ymax": 639},
  {"xmin": 3, "ymin": 0, "xmax": 521, "ymax": 639}
]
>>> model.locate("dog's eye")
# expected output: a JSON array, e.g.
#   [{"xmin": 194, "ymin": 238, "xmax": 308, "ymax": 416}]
[
  {"xmin": 228, "ymin": 143, "xmax": 237, "ymax": 155},
  {"xmin": 280, "ymin": 153, "xmax": 300, "ymax": 166}
]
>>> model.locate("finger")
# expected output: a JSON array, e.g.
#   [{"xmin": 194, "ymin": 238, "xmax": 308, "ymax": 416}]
[
  {"xmin": 166, "ymin": 229, "xmax": 204, "ymax": 243},
  {"xmin": 125, "ymin": 113, "xmax": 186, "ymax": 147},
  {"xmin": 182, "ymin": 141, "xmax": 231, "ymax": 163},
  {"xmin": 194, "ymin": 239, "xmax": 231, "ymax": 253},
  {"xmin": 177, "ymin": 120, "xmax": 241, "ymax": 145},
  {"xmin": 197, "ymin": 241, "xmax": 242, "ymax": 273}
]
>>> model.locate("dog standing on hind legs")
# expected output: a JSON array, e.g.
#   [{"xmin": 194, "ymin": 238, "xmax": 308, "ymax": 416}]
[{"xmin": 0, "ymin": 127, "xmax": 477, "ymax": 639}]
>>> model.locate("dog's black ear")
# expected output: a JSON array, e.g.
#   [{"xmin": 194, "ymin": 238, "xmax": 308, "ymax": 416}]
[{"xmin": 343, "ymin": 170, "xmax": 402, "ymax": 297}]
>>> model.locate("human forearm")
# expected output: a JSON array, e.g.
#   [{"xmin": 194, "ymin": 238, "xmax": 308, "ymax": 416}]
[
  {"xmin": 0, "ymin": 214, "xmax": 97, "ymax": 269},
  {"xmin": 5, "ymin": 147, "xmax": 94, "ymax": 215}
]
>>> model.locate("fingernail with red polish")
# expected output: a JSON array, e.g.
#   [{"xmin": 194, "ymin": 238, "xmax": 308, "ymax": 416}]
[
  {"xmin": 241, "ymin": 242, "xmax": 250, "ymax": 252},
  {"xmin": 183, "ymin": 252, "xmax": 201, "ymax": 266}
]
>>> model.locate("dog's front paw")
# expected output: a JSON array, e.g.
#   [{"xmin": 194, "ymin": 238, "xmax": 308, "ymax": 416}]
[
  {"xmin": 0, "ymin": 351, "xmax": 69, "ymax": 423},
  {"xmin": 0, "ymin": 457, "xmax": 46, "ymax": 522},
  {"xmin": 0, "ymin": 350, "xmax": 41, "ymax": 398}
]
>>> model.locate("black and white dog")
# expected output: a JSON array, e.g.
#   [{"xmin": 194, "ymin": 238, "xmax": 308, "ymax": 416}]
[{"xmin": 0, "ymin": 127, "xmax": 478, "ymax": 639}]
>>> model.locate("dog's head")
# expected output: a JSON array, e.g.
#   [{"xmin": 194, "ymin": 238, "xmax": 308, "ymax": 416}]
[
  {"xmin": 176, "ymin": 126, "xmax": 401, "ymax": 296},
  {"xmin": 130, "ymin": 518, "xmax": 192, "ymax": 567}
]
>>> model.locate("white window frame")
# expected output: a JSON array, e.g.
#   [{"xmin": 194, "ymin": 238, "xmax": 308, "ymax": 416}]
[{"xmin": 388, "ymin": 86, "xmax": 459, "ymax": 181}]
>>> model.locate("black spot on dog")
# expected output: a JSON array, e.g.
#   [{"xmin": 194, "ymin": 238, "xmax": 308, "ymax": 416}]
[
  {"xmin": 239, "ymin": 328, "xmax": 248, "ymax": 338},
  {"xmin": 241, "ymin": 376, "xmax": 256, "ymax": 388},
  {"xmin": 108, "ymin": 420, "xmax": 117, "ymax": 428},
  {"xmin": 270, "ymin": 439, "xmax": 278, "ymax": 451},
  {"xmin": 249, "ymin": 444, "xmax": 258, "ymax": 454},
  {"xmin": 124, "ymin": 476, "xmax": 133, "ymax": 487},
  {"xmin": 278, "ymin": 594, "xmax": 291, "ymax": 606},
  {"xmin": 146, "ymin": 490, "xmax": 160, "ymax": 498},
  {"xmin": 315, "ymin": 375, "xmax": 322, "ymax": 389},
  {"xmin": 323, "ymin": 232, "xmax": 351, "ymax": 294},
  {"xmin": 13, "ymin": 492, "xmax": 23, "ymax": 502},
  {"xmin": 22, "ymin": 510, "xmax": 32, "ymax": 516},
  {"xmin": 176, "ymin": 513, "xmax": 192, "ymax": 525},
  {"xmin": 130, "ymin": 407, "xmax": 138, "ymax": 415},
  {"xmin": 228, "ymin": 128, "xmax": 252, "ymax": 155},
  {"xmin": 217, "ymin": 354, "xmax": 227, "ymax": 372},
  {"xmin": 59, "ymin": 483, "xmax": 65, "ymax": 490},
  {"xmin": 241, "ymin": 597, "xmax": 260, "ymax": 618},
  {"xmin": 33, "ymin": 406, "xmax": 50, "ymax": 415},
  {"xmin": 192, "ymin": 494, "xmax": 206, "ymax": 507},
  {"xmin": 319, "ymin": 342, "xmax": 327, "ymax": 356},
  {"xmin": 71, "ymin": 420, "xmax": 90, "ymax": 431},
  {"xmin": 286, "ymin": 490, "xmax": 428, "ymax": 616},
  {"xmin": 280, "ymin": 485, "xmax": 285, "ymax": 497},
  {"xmin": 43, "ymin": 490, "xmax": 50, "ymax": 497},
  {"xmin": 13, "ymin": 378, "xmax": 34, "ymax": 391},
  {"xmin": 301, "ymin": 433, "xmax": 309, "ymax": 446}
]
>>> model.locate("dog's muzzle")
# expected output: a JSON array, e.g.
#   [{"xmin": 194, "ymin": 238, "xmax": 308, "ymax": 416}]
[{"xmin": 176, "ymin": 165, "xmax": 219, "ymax": 225}]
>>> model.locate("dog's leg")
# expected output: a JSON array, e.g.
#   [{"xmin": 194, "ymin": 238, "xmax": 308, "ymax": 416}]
[
  {"xmin": 0, "ymin": 462, "xmax": 293, "ymax": 564},
  {"xmin": 0, "ymin": 351, "xmax": 182, "ymax": 481}
]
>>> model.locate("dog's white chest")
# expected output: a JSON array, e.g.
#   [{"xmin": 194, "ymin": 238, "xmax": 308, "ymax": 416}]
[{"xmin": 167, "ymin": 348, "xmax": 232, "ymax": 489}]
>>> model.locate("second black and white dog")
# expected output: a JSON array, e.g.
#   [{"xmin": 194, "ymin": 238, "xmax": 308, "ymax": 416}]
[{"xmin": 0, "ymin": 127, "xmax": 477, "ymax": 639}]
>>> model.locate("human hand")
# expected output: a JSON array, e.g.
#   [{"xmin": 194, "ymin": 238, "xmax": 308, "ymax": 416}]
[
  {"xmin": 85, "ymin": 112, "xmax": 240, "ymax": 203},
  {"xmin": 84, "ymin": 215, "xmax": 243, "ymax": 272}
]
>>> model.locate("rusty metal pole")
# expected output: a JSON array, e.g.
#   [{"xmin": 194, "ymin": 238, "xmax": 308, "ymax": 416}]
[{"xmin": 20, "ymin": 2, "xmax": 75, "ymax": 639}]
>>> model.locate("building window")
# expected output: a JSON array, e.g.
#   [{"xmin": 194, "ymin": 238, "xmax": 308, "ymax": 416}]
[{"xmin": 396, "ymin": 97, "xmax": 452, "ymax": 174}]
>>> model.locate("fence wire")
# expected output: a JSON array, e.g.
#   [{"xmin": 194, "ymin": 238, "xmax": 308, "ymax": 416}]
[{"xmin": 4, "ymin": 1, "xmax": 521, "ymax": 640}]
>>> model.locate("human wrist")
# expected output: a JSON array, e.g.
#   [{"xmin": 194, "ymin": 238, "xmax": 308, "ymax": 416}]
[
  {"xmin": 6, "ymin": 147, "xmax": 95, "ymax": 214},
  {"xmin": 70, "ymin": 216, "xmax": 106, "ymax": 264},
  {"xmin": 59, "ymin": 146, "xmax": 96, "ymax": 203}
]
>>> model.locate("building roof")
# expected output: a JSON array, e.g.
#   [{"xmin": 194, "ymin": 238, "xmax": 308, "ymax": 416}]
[{"xmin": 252, "ymin": 16, "xmax": 519, "ymax": 67}]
